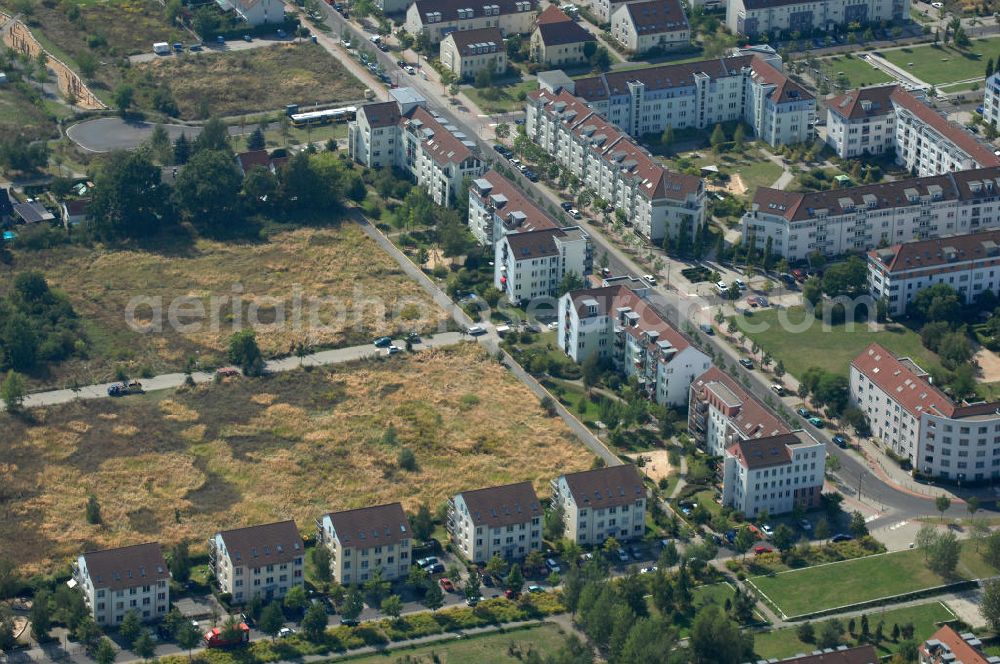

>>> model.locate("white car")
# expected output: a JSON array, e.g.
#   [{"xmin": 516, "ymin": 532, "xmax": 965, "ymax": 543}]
[
  {"xmin": 644, "ymin": 274, "xmax": 657, "ymax": 286},
  {"xmin": 278, "ymin": 627, "xmax": 295, "ymax": 638},
  {"xmin": 716, "ymin": 281, "xmax": 728, "ymax": 293},
  {"xmin": 760, "ymin": 524, "xmax": 774, "ymax": 537},
  {"xmin": 639, "ymin": 565, "xmax": 658, "ymax": 574},
  {"xmin": 405, "ymin": 65, "xmax": 415, "ymax": 74},
  {"xmin": 568, "ymin": 208, "xmax": 581, "ymax": 219},
  {"xmin": 546, "ymin": 558, "xmax": 561, "ymax": 573},
  {"xmin": 931, "ymin": 2, "xmax": 943, "ymax": 7},
  {"xmin": 342, "ymin": 39, "xmax": 352, "ymax": 47},
  {"xmin": 386, "ymin": 345, "xmax": 401, "ymax": 355},
  {"xmin": 735, "ymin": 279, "xmax": 747, "ymax": 290}
]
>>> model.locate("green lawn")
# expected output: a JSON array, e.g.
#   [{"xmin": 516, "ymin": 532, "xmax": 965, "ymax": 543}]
[
  {"xmin": 880, "ymin": 38, "xmax": 1000, "ymax": 86},
  {"xmin": 734, "ymin": 308, "xmax": 943, "ymax": 380},
  {"xmin": 749, "ymin": 542, "xmax": 996, "ymax": 618},
  {"xmin": 740, "ymin": 159, "xmax": 785, "ymax": 193},
  {"xmin": 752, "ymin": 602, "xmax": 956, "ymax": 659},
  {"xmin": 332, "ymin": 623, "xmax": 569, "ymax": 663},
  {"xmin": 818, "ymin": 53, "xmax": 894, "ymax": 90},
  {"xmin": 464, "ymin": 80, "xmax": 538, "ymax": 114}
]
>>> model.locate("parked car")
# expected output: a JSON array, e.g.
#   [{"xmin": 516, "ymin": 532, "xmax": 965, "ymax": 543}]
[
  {"xmin": 527, "ymin": 584, "xmax": 544, "ymax": 593},
  {"xmin": 466, "ymin": 325, "xmax": 486, "ymax": 336},
  {"xmin": 493, "ymin": 144, "xmax": 509, "ymax": 156},
  {"xmin": 796, "ymin": 408, "xmax": 811, "ymax": 417},
  {"xmin": 504, "ymin": 589, "xmax": 520, "ymax": 600},
  {"xmin": 439, "ymin": 577, "xmax": 455, "ymax": 592},
  {"xmin": 466, "ymin": 595, "xmax": 483, "ymax": 606},
  {"xmin": 426, "ymin": 563, "xmax": 445, "ymax": 574},
  {"xmin": 779, "ymin": 272, "xmax": 795, "ymax": 285},
  {"xmin": 524, "ymin": 169, "xmax": 539, "ymax": 182},
  {"xmin": 568, "ymin": 208, "xmax": 581, "ymax": 219},
  {"xmin": 831, "ymin": 533, "xmax": 854, "ymax": 543},
  {"xmin": 791, "ymin": 268, "xmax": 807, "ymax": 282},
  {"xmin": 747, "ymin": 296, "xmax": 758, "ymax": 307},
  {"xmin": 546, "ymin": 558, "xmax": 561, "ymax": 573},
  {"xmin": 735, "ymin": 279, "xmax": 747, "ymax": 290},
  {"xmin": 386, "ymin": 345, "xmax": 401, "ymax": 355},
  {"xmin": 760, "ymin": 524, "xmax": 774, "ymax": 537},
  {"xmin": 754, "ymin": 545, "xmax": 773, "ymax": 555},
  {"xmin": 189, "ymin": 43, "xmax": 203, "ymax": 51},
  {"xmin": 639, "ymin": 565, "xmax": 658, "ymax": 574},
  {"xmin": 217, "ymin": 367, "xmax": 240, "ymax": 377},
  {"xmin": 416, "ymin": 556, "xmax": 438, "ymax": 568},
  {"xmin": 278, "ymin": 627, "xmax": 295, "ymax": 638},
  {"xmin": 808, "ymin": 416, "xmax": 825, "ymax": 428},
  {"xmin": 243, "ymin": 34, "xmax": 252, "ymax": 42},
  {"xmin": 481, "ymin": 573, "xmax": 495, "ymax": 587},
  {"xmin": 560, "ymin": 201, "xmax": 574, "ymax": 211},
  {"xmin": 340, "ymin": 618, "xmax": 359, "ymax": 627},
  {"xmin": 644, "ymin": 274, "xmax": 657, "ymax": 286},
  {"xmin": 373, "ymin": 336, "xmax": 392, "ymax": 348},
  {"xmin": 770, "ymin": 383, "xmax": 785, "ymax": 396},
  {"xmin": 756, "ymin": 296, "xmax": 769, "ymax": 307},
  {"xmin": 799, "ymin": 519, "xmax": 812, "ymax": 532},
  {"xmin": 832, "ymin": 434, "xmax": 848, "ymax": 448},
  {"xmin": 739, "ymin": 358, "xmax": 754, "ymax": 369},
  {"xmin": 617, "ymin": 549, "xmax": 629, "ymax": 563},
  {"xmin": 699, "ymin": 323, "xmax": 714, "ymax": 335},
  {"xmin": 715, "ymin": 280, "xmax": 727, "ymax": 292}
]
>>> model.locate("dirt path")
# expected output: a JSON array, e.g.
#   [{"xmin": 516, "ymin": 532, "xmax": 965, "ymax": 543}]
[
  {"xmin": 975, "ymin": 347, "xmax": 1000, "ymax": 382},
  {"xmin": 624, "ymin": 449, "xmax": 674, "ymax": 483}
]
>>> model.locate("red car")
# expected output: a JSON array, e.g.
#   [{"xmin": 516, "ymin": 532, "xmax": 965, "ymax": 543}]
[
  {"xmin": 504, "ymin": 589, "xmax": 520, "ymax": 600},
  {"xmin": 754, "ymin": 545, "xmax": 773, "ymax": 555},
  {"xmin": 746, "ymin": 297, "xmax": 758, "ymax": 307},
  {"xmin": 439, "ymin": 577, "xmax": 455, "ymax": 592}
]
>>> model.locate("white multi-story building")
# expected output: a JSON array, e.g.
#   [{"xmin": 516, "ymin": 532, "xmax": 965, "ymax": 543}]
[
  {"xmin": 851, "ymin": 343, "xmax": 1000, "ymax": 481},
  {"xmin": 217, "ymin": 0, "xmax": 284, "ymax": 26},
  {"xmin": 439, "ymin": 27, "xmax": 507, "ymax": 81},
  {"xmin": 468, "ymin": 170, "xmax": 561, "ymax": 246},
  {"xmin": 742, "ymin": 166, "xmax": 1000, "ymax": 261},
  {"xmin": 610, "ymin": 0, "xmax": 689, "ymax": 55},
  {"xmin": 316, "ymin": 503, "xmax": 412, "ymax": 586},
  {"xmin": 74, "ymin": 543, "xmax": 170, "ymax": 625},
  {"xmin": 726, "ymin": 0, "xmax": 907, "ymax": 37},
  {"xmin": 530, "ymin": 5, "xmax": 596, "ymax": 67},
  {"xmin": 560, "ymin": 53, "xmax": 813, "ymax": 148},
  {"xmin": 557, "ymin": 285, "xmax": 711, "ymax": 406},
  {"xmin": 526, "ymin": 88, "xmax": 705, "ymax": 243},
  {"xmin": 826, "ymin": 85, "xmax": 897, "ymax": 159},
  {"xmin": 722, "ymin": 430, "xmax": 826, "ymax": 518},
  {"xmin": 348, "ymin": 88, "xmax": 484, "ymax": 206},
  {"xmin": 210, "ymin": 520, "xmax": 304, "ymax": 605},
  {"xmin": 448, "ymin": 481, "xmax": 543, "ymax": 564},
  {"xmin": 687, "ymin": 366, "xmax": 790, "ymax": 457},
  {"xmin": 405, "ymin": 0, "xmax": 538, "ymax": 43},
  {"xmin": 496, "ymin": 226, "xmax": 592, "ymax": 303},
  {"xmin": 550, "ymin": 464, "xmax": 646, "ymax": 546},
  {"xmin": 869, "ymin": 230, "xmax": 1000, "ymax": 317},
  {"xmin": 984, "ymin": 72, "xmax": 1000, "ymax": 129}
]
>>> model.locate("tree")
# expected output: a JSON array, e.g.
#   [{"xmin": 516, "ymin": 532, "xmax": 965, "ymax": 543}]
[
  {"xmin": 228, "ymin": 329, "xmax": 264, "ymax": 376},
  {"xmin": 341, "ymin": 587, "xmax": 365, "ymax": 623},
  {"xmin": 0, "ymin": 616, "xmax": 14, "ymax": 653},
  {"xmin": 927, "ymin": 531, "xmax": 961, "ymax": 577},
  {"xmin": 363, "ymin": 569, "xmax": 390, "ymax": 608},
  {"xmin": 410, "ymin": 503, "xmax": 434, "ymax": 541},
  {"xmin": 423, "ymin": 579, "xmax": 444, "ymax": 611},
  {"xmin": 397, "ymin": 446, "xmax": 418, "ymax": 471},
  {"xmin": 982, "ymin": 579, "xmax": 1000, "ymax": 632},
  {"xmin": 967, "ymin": 496, "xmax": 981, "ymax": 517},
  {"xmin": 848, "ymin": 511, "xmax": 868, "ymax": 538},
  {"xmin": 733, "ymin": 527, "xmax": 754, "ymax": 560},
  {"xmin": 174, "ymin": 133, "xmax": 191, "ymax": 165},
  {"xmin": 149, "ymin": 124, "xmax": 172, "ymax": 163},
  {"xmin": 545, "ymin": 504, "xmax": 566, "ymax": 541},
  {"xmin": 798, "ymin": 622, "xmax": 815, "ymax": 643},
  {"xmin": 88, "ymin": 150, "xmax": 173, "ymax": 240},
  {"xmin": 772, "ymin": 524, "xmax": 796, "ymax": 553},
  {"xmin": 464, "ymin": 574, "xmax": 481, "ymax": 604},
  {"xmin": 710, "ymin": 124, "xmax": 727, "ymax": 153},
  {"xmin": 301, "ymin": 601, "xmax": 327, "ymax": 641},
  {"xmin": 169, "ymin": 541, "xmax": 191, "ymax": 583},
  {"xmin": 132, "ymin": 629, "xmax": 155, "ymax": 660},
  {"xmin": 246, "ymin": 127, "xmax": 266, "ymax": 151},
  {"xmin": 817, "ymin": 620, "xmax": 842, "ymax": 648},
  {"xmin": 113, "ymin": 83, "xmax": 134, "ymax": 116},
  {"xmin": 557, "ymin": 271, "xmax": 585, "ymax": 295},
  {"xmin": 733, "ymin": 123, "xmax": 745, "ymax": 150},
  {"xmin": 85, "ymin": 495, "xmax": 102, "ymax": 525},
  {"xmin": 690, "ymin": 605, "xmax": 748, "ymax": 664},
  {"xmin": 935, "ymin": 495, "xmax": 951, "ymax": 521},
  {"xmin": 193, "ymin": 117, "xmax": 231, "ymax": 156},
  {"xmin": 661, "ymin": 125, "xmax": 675, "ymax": 151},
  {"xmin": 284, "ymin": 585, "xmax": 308, "ymax": 613},
  {"xmin": 486, "ymin": 554, "xmax": 508, "ymax": 579},
  {"xmin": 381, "ymin": 594, "xmax": 403, "ymax": 620},
  {"xmin": 505, "ymin": 564, "xmax": 525, "ymax": 593},
  {"xmin": 311, "ymin": 545, "xmax": 332, "ymax": 586},
  {"xmin": 119, "ymin": 609, "xmax": 142, "ymax": 646},
  {"xmin": 173, "ymin": 148, "xmax": 243, "ymax": 230},
  {"xmin": 0, "ymin": 371, "xmax": 26, "ymax": 413},
  {"xmin": 175, "ymin": 620, "xmax": 201, "ymax": 660},
  {"xmin": 260, "ymin": 601, "xmax": 285, "ymax": 640},
  {"xmin": 94, "ymin": 638, "xmax": 116, "ymax": 664},
  {"xmin": 495, "ymin": 123, "xmax": 510, "ymax": 141}
]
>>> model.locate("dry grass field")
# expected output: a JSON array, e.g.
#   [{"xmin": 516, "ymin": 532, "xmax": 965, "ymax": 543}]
[
  {"xmin": 0, "ymin": 343, "xmax": 591, "ymax": 573},
  {"xmin": 131, "ymin": 43, "xmax": 366, "ymax": 119},
  {"xmin": 0, "ymin": 223, "xmax": 447, "ymax": 388}
]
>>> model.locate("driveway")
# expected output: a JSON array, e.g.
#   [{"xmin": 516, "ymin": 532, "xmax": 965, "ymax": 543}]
[{"xmin": 128, "ymin": 35, "xmax": 289, "ymax": 64}]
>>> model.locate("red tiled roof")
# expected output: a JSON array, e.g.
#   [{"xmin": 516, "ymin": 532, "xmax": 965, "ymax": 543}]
[
  {"xmin": 361, "ymin": 101, "xmax": 401, "ymax": 129},
  {"xmin": 851, "ymin": 343, "xmax": 955, "ymax": 419},
  {"xmin": 475, "ymin": 170, "xmax": 560, "ymax": 233},
  {"xmin": 891, "ymin": 88, "xmax": 1000, "ymax": 168},
  {"xmin": 504, "ymin": 227, "xmax": 565, "ymax": 259},
  {"xmin": 405, "ymin": 105, "xmax": 473, "ymax": 166},
  {"xmin": 236, "ymin": 150, "xmax": 271, "ymax": 172},
  {"xmin": 748, "ymin": 56, "xmax": 813, "ymax": 103},
  {"xmin": 536, "ymin": 4, "xmax": 571, "ymax": 23},
  {"xmin": 412, "ymin": 0, "xmax": 537, "ymax": 22},
  {"xmin": 870, "ymin": 229, "xmax": 1000, "ymax": 273},
  {"xmin": 568, "ymin": 284, "xmax": 692, "ymax": 358},
  {"xmin": 827, "ymin": 85, "xmax": 897, "ymax": 120},
  {"xmin": 561, "ymin": 464, "xmax": 645, "ymax": 508},
  {"xmin": 728, "ymin": 433, "xmax": 798, "ymax": 469},
  {"xmin": 617, "ymin": 0, "xmax": 688, "ymax": 35},
  {"xmin": 692, "ymin": 366, "xmax": 790, "ymax": 439},
  {"xmin": 775, "ymin": 645, "xmax": 879, "ymax": 664},
  {"xmin": 920, "ymin": 625, "xmax": 989, "ymax": 664},
  {"xmin": 216, "ymin": 520, "xmax": 304, "ymax": 567}
]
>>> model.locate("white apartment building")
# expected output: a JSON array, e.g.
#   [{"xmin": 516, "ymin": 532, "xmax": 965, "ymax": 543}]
[
  {"xmin": 496, "ymin": 226, "xmax": 592, "ymax": 303},
  {"xmin": 687, "ymin": 366, "xmax": 790, "ymax": 457},
  {"xmin": 210, "ymin": 520, "xmax": 304, "ymax": 604},
  {"xmin": 530, "ymin": 5, "xmax": 595, "ymax": 67},
  {"xmin": 74, "ymin": 543, "xmax": 170, "ymax": 625},
  {"xmin": 984, "ymin": 72, "xmax": 1000, "ymax": 129},
  {"xmin": 526, "ymin": 88, "xmax": 705, "ymax": 243},
  {"xmin": 851, "ymin": 343, "xmax": 1000, "ymax": 481},
  {"xmin": 610, "ymin": 0, "xmax": 689, "ymax": 55},
  {"xmin": 348, "ymin": 88, "xmax": 485, "ymax": 206},
  {"xmin": 217, "ymin": 0, "xmax": 284, "ymax": 26},
  {"xmin": 826, "ymin": 85, "xmax": 897, "ymax": 159},
  {"xmin": 551, "ymin": 464, "xmax": 646, "ymax": 546},
  {"xmin": 405, "ymin": 0, "xmax": 537, "ymax": 43},
  {"xmin": 869, "ymin": 230, "xmax": 1000, "ymax": 317},
  {"xmin": 448, "ymin": 481, "xmax": 543, "ymax": 564},
  {"xmin": 726, "ymin": 0, "xmax": 907, "ymax": 37},
  {"xmin": 316, "ymin": 503, "xmax": 412, "ymax": 586},
  {"xmin": 722, "ymin": 430, "xmax": 826, "ymax": 517},
  {"xmin": 563, "ymin": 53, "xmax": 814, "ymax": 147},
  {"xmin": 439, "ymin": 27, "xmax": 507, "ymax": 81},
  {"xmin": 557, "ymin": 285, "xmax": 712, "ymax": 406},
  {"xmin": 468, "ymin": 170, "xmax": 561, "ymax": 246},
  {"xmin": 742, "ymin": 166, "xmax": 1000, "ymax": 261}
]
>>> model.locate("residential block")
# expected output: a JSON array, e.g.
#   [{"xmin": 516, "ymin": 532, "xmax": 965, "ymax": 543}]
[
  {"xmin": 74, "ymin": 542, "xmax": 170, "ymax": 625},
  {"xmin": 316, "ymin": 503, "xmax": 412, "ymax": 586},
  {"xmin": 209, "ymin": 520, "xmax": 304, "ymax": 604},
  {"xmin": 722, "ymin": 430, "xmax": 825, "ymax": 517},
  {"xmin": 550, "ymin": 464, "xmax": 646, "ymax": 545},
  {"xmin": 448, "ymin": 481, "xmax": 542, "ymax": 564}
]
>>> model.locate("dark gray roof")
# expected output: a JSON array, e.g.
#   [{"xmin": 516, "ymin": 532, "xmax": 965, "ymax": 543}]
[
  {"xmin": 458, "ymin": 481, "xmax": 541, "ymax": 527},
  {"xmin": 13, "ymin": 201, "xmax": 54, "ymax": 224},
  {"xmin": 325, "ymin": 502, "xmax": 410, "ymax": 548},
  {"xmin": 81, "ymin": 542, "xmax": 169, "ymax": 592},
  {"xmin": 561, "ymin": 464, "xmax": 644, "ymax": 508},
  {"xmin": 216, "ymin": 520, "xmax": 303, "ymax": 567}
]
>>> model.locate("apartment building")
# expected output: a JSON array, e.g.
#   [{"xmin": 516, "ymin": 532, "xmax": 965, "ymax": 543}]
[
  {"xmin": 722, "ymin": 430, "xmax": 826, "ymax": 517},
  {"xmin": 742, "ymin": 166, "xmax": 1000, "ymax": 261},
  {"xmin": 405, "ymin": 0, "xmax": 537, "ymax": 43},
  {"xmin": 726, "ymin": 0, "xmax": 907, "ymax": 37},
  {"xmin": 920, "ymin": 625, "xmax": 991, "ymax": 664},
  {"xmin": 550, "ymin": 464, "xmax": 646, "ymax": 546},
  {"xmin": 525, "ymin": 87, "xmax": 705, "ymax": 243},
  {"xmin": 468, "ymin": 170, "xmax": 561, "ymax": 246},
  {"xmin": 530, "ymin": 5, "xmax": 595, "ymax": 67},
  {"xmin": 826, "ymin": 85, "xmax": 897, "ymax": 159},
  {"xmin": 218, "ymin": 0, "xmax": 284, "ymax": 26},
  {"xmin": 560, "ymin": 53, "xmax": 813, "ymax": 147},
  {"xmin": 610, "ymin": 0, "xmax": 689, "ymax": 55},
  {"xmin": 557, "ymin": 285, "xmax": 711, "ymax": 406},
  {"xmin": 869, "ymin": 229, "xmax": 1000, "ymax": 317},
  {"xmin": 349, "ymin": 88, "xmax": 484, "ymax": 206},
  {"xmin": 316, "ymin": 503, "xmax": 412, "ymax": 586},
  {"xmin": 687, "ymin": 366, "xmax": 790, "ymax": 457},
  {"xmin": 850, "ymin": 343, "xmax": 1000, "ymax": 481},
  {"xmin": 74, "ymin": 543, "xmax": 170, "ymax": 625},
  {"xmin": 448, "ymin": 481, "xmax": 543, "ymax": 564},
  {"xmin": 984, "ymin": 71, "xmax": 1000, "ymax": 129},
  {"xmin": 771, "ymin": 646, "xmax": 879, "ymax": 664},
  {"xmin": 210, "ymin": 520, "xmax": 304, "ymax": 604},
  {"xmin": 496, "ymin": 226, "xmax": 592, "ymax": 303},
  {"xmin": 440, "ymin": 27, "xmax": 507, "ymax": 81}
]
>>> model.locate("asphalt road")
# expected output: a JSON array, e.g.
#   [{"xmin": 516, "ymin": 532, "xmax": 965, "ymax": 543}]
[{"xmin": 67, "ymin": 118, "xmax": 203, "ymax": 153}]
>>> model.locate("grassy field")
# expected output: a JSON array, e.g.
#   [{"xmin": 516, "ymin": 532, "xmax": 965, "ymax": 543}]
[
  {"xmin": 735, "ymin": 308, "xmax": 943, "ymax": 379},
  {"xmin": 332, "ymin": 623, "xmax": 570, "ymax": 663},
  {"xmin": 817, "ymin": 53, "xmax": 894, "ymax": 90},
  {"xmin": 0, "ymin": 343, "xmax": 592, "ymax": 573},
  {"xmin": 0, "ymin": 81, "xmax": 61, "ymax": 143},
  {"xmin": 752, "ymin": 602, "xmax": 956, "ymax": 659},
  {"xmin": 0, "ymin": 223, "xmax": 447, "ymax": 389},
  {"xmin": 880, "ymin": 38, "xmax": 1000, "ymax": 86},
  {"xmin": 131, "ymin": 43, "xmax": 365, "ymax": 119},
  {"xmin": 463, "ymin": 80, "xmax": 538, "ymax": 114},
  {"xmin": 658, "ymin": 145, "xmax": 783, "ymax": 197},
  {"xmin": 749, "ymin": 542, "xmax": 995, "ymax": 617}
]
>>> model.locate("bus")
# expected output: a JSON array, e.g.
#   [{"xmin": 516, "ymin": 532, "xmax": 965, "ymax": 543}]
[{"xmin": 289, "ymin": 106, "xmax": 357, "ymax": 128}]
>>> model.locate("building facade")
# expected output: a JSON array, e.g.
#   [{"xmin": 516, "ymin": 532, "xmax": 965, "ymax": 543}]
[
  {"xmin": 610, "ymin": 0, "xmax": 689, "ymax": 54},
  {"xmin": 722, "ymin": 431, "xmax": 825, "ymax": 517},
  {"xmin": 349, "ymin": 88, "xmax": 484, "ymax": 206},
  {"xmin": 526, "ymin": 87, "xmax": 705, "ymax": 243},
  {"xmin": 726, "ymin": 0, "xmax": 907, "ymax": 37},
  {"xmin": 209, "ymin": 520, "xmax": 304, "ymax": 604},
  {"xmin": 530, "ymin": 5, "xmax": 595, "ymax": 67},
  {"xmin": 742, "ymin": 167, "xmax": 1000, "ymax": 261},
  {"xmin": 557, "ymin": 285, "xmax": 712, "ymax": 406},
  {"xmin": 984, "ymin": 71, "xmax": 1000, "ymax": 129},
  {"xmin": 850, "ymin": 343, "xmax": 1000, "ymax": 481},
  {"xmin": 551, "ymin": 465, "xmax": 646, "ymax": 546},
  {"xmin": 496, "ymin": 226, "xmax": 592, "ymax": 303},
  {"xmin": 405, "ymin": 0, "xmax": 537, "ymax": 43},
  {"xmin": 868, "ymin": 230, "xmax": 1000, "ymax": 317},
  {"xmin": 440, "ymin": 27, "xmax": 507, "ymax": 80},
  {"xmin": 825, "ymin": 85, "xmax": 897, "ymax": 159},
  {"xmin": 218, "ymin": 0, "xmax": 284, "ymax": 26},
  {"xmin": 74, "ymin": 543, "xmax": 170, "ymax": 625},
  {"xmin": 448, "ymin": 481, "xmax": 543, "ymax": 563},
  {"xmin": 468, "ymin": 170, "xmax": 561, "ymax": 246},
  {"xmin": 316, "ymin": 503, "xmax": 412, "ymax": 586}
]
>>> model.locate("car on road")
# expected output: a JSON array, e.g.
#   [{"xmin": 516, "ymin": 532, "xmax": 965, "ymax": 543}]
[
  {"xmin": 466, "ymin": 595, "xmax": 483, "ymax": 606},
  {"xmin": 799, "ymin": 519, "xmax": 812, "ymax": 532},
  {"xmin": 832, "ymin": 434, "xmax": 848, "ymax": 448},
  {"xmin": 341, "ymin": 617, "xmax": 360, "ymax": 627},
  {"xmin": 342, "ymin": 38, "xmax": 352, "ymax": 47},
  {"xmin": 217, "ymin": 367, "xmax": 240, "ymax": 377},
  {"xmin": 760, "ymin": 524, "xmax": 774, "ymax": 537},
  {"xmin": 386, "ymin": 345, "xmax": 401, "ymax": 355},
  {"xmin": 779, "ymin": 272, "xmax": 795, "ymax": 285},
  {"xmin": 796, "ymin": 408, "xmax": 811, "ymax": 417},
  {"xmin": 278, "ymin": 627, "xmax": 295, "ymax": 638},
  {"xmin": 467, "ymin": 325, "xmax": 486, "ymax": 336},
  {"xmin": 735, "ymin": 279, "xmax": 747, "ymax": 290},
  {"xmin": 439, "ymin": 578, "xmax": 455, "ymax": 592},
  {"xmin": 747, "ymin": 296, "xmax": 758, "ymax": 307},
  {"xmin": 481, "ymin": 572, "xmax": 495, "ymax": 587},
  {"xmin": 528, "ymin": 584, "xmax": 544, "ymax": 593},
  {"xmin": 426, "ymin": 562, "xmax": 445, "ymax": 574},
  {"xmin": 504, "ymin": 589, "xmax": 520, "ymax": 600},
  {"xmin": 493, "ymin": 144, "xmax": 510, "ymax": 156},
  {"xmin": 243, "ymin": 34, "xmax": 252, "ymax": 42},
  {"xmin": 808, "ymin": 416, "xmax": 825, "ymax": 428},
  {"xmin": 405, "ymin": 65, "xmax": 415, "ymax": 74},
  {"xmin": 754, "ymin": 545, "xmax": 773, "ymax": 555},
  {"xmin": 417, "ymin": 556, "xmax": 438, "ymax": 568},
  {"xmin": 617, "ymin": 549, "xmax": 629, "ymax": 563},
  {"xmin": 509, "ymin": 158, "xmax": 521, "ymax": 168},
  {"xmin": 831, "ymin": 533, "xmax": 854, "ymax": 543},
  {"xmin": 568, "ymin": 208, "xmax": 581, "ymax": 219},
  {"xmin": 739, "ymin": 358, "xmax": 754, "ymax": 369},
  {"xmin": 561, "ymin": 201, "xmax": 574, "ymax": 211},
  {"xmin": 770, "ymin": 383, "xmax": 785, "ymax": 396},
  {"xmin": 373, "ymin": 336, "xmax": 392, "ymax": 348},
  {"xmin": 715, "ymin": 280, "xmax": 727, "ymax": 292},
  {"xmin": 644, "ymin": 274, "xmax": 657, "ymax": 286},
  {"xmin": 523, "ymin": 169, "xmax": 539, "ymax": 182},
  {"xmin": 756, "ymin": 296, "xmax": 769, "ymax": 307},
  {"xmin": 546, "ymin": 558, "xmax": 561, "ymax": 573},
  {"xmin": 699, "ymin": 323, "xmax": 714, "ymax": 335}
]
